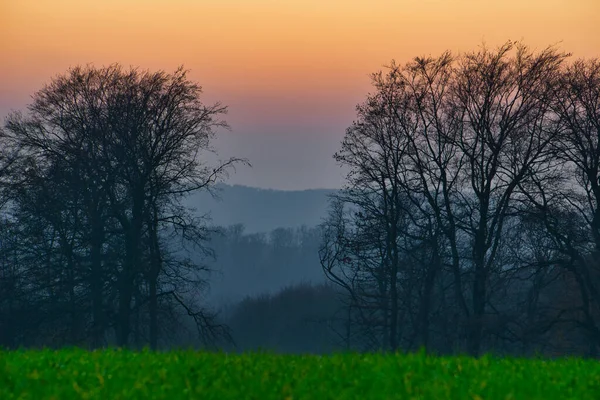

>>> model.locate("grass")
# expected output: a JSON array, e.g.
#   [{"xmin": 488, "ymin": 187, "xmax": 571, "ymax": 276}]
[{"xmin": 1, "ymin": 348, "xmax": 599, "ymax": 399}]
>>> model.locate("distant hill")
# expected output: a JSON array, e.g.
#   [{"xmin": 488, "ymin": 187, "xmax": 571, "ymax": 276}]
[{"xmin": 184, "ymin": 184, "xmax": 338, "ymax": 232}]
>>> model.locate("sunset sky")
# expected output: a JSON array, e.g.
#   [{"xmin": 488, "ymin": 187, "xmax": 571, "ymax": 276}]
[{"xmin": 2, "ymin": 0, "xmax": 599, "ymax": 190}]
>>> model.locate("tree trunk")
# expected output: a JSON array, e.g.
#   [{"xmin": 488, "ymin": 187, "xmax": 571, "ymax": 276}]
[
  {"xmin": 389, "ymin": 263, "xmax": 399, "ymax": 351},
  {"xmin": 89, "ymin": 218, "xmax": 105, "ymax": 349},
  {"xmin": 419, "ymin": 250, "xmax": 439, "ymax": 350},
  {"xmin": 117, "ymin": 187, "xmax": 145, "ymax": 348},
  {"xmin": 149, "ymin": 278, "xmax": 158, "ymax": 349},
  {"xmin": 469, "ymin": 230, "xmax": 487, "ymax": 357},
  {"xmin": 388, "ymin": 215, "xmax": 400, "ymax": 352},
  {"xmin": 117, "ymin": 225, "xmax": 141, "ymax": 346},
  {"xmin": 117, "ymin": 270, "xmax": 134, "ymax": 347},
  {"xmin": 147, "ymin": 202, "xmax": 162, "ymax": 350}
]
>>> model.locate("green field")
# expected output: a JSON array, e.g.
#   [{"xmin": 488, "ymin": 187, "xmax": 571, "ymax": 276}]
[{"xmin": 1, "ymin": 348, "xmax": 599, "ymax": 399}]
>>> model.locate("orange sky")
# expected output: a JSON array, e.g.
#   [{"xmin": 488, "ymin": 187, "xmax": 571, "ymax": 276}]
[{"xmin": 1, "ymin": 0, "xmax": 599, "ymax": 189}]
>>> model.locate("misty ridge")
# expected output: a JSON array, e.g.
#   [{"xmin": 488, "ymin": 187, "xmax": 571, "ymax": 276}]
[
  {"xmin": 186, "ymin": 184, "xmax": 336, "ymax": 234},
  {"xmin": 3, "ymin": 40, "xmax": 600, "ymax": 359}
]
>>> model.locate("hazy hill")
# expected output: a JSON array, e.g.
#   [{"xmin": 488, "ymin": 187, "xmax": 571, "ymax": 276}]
[{"xmin": 184, "ymin": 184, "xmax": 338, "ymax": 233}]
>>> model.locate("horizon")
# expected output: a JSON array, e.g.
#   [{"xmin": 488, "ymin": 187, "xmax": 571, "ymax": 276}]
[{"xmin": 213, "ymin": 182, "xmax": 341, "ymax": 192}]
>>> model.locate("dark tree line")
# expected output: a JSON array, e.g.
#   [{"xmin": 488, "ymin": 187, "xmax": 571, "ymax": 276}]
[
  {"xmin": 4, "ymin": 43, "xmax": 600, "ymax": 359},
  {"xmin": 320, "ymin": 42, "xmax": 600, "ymax": 357},
  {"xmin": 0, "ymin": 64, "xmax": 247, "ymax": 349},
  {"xmin": 222, "ymin": 282, "xmax": 344, "ymax": 354}
]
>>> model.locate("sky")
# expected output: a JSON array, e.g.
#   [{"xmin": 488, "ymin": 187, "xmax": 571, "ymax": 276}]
[{"xmin": 1, "ymin": 0, "xmax": 599, "ymax": 190}]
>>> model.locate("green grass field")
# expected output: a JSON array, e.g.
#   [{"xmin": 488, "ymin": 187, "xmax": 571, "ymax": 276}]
[{"xmin": 1, "ymin": 348, "xmax": 599, "ymax": 399}]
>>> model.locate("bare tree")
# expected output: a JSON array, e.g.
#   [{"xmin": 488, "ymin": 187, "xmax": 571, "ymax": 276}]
[
  {"xmin": 320, "ymin": 63, "xmax": 430, "ymax": 351},
  {"xmin": 3, "ymin": 64, "xmax": 247, "ymax": 349},
  {"xmin": 323, "ymin": 41, "xmax": 569, "ymax": 356},
  {"xmin": 524, "ymin": 58, "xmax": 600, "ymax": 356},
  {"xmin": 446, "ymin": 42, "xmax": 568, "ymax": 355}
]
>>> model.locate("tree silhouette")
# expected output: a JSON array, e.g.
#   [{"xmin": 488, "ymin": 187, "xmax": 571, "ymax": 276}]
[{"xmin": 2, "ymin": 64, "xmax": 246, "ymax": 348}]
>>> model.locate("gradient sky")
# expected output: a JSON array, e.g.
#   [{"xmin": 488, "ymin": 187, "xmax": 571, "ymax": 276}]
[{"xmin": 2, "ymin": 0, "xmax": 599, "ymax": 190}]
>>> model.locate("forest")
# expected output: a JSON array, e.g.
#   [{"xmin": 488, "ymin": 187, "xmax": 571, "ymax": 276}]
[{"xmin": 1, "ymin": 41, "xmax": 600, "ymax": 359}]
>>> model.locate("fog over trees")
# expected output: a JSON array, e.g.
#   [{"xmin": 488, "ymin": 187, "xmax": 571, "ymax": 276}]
[{"xmin": 2, "ymin": 42, "xmax": 600, "ymax": 358}]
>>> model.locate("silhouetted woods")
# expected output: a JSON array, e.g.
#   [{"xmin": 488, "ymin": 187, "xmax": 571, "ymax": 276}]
[
  {"xmin": 221, "ymin": 282, "xmax": 344, "ymax": 354},
  {"xmin": 320, "ymin": 42, "xmax": 600, "ymax": 357},
  {"xmin": 2, "ymin": 42, "xmax": 600, "ymax": 358},
  {"xmin": 0, "ymin": 65, "xmax": 247, "ymax": 349}
]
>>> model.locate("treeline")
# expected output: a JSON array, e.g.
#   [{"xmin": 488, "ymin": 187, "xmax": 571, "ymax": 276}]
[
  {"xmin": 0, "ymin": 65, "xmax": 246, "ymax": 349},
  {"xmin": 3, "ymin": 41, "xmax": 600, "ymax": 359},
  {"xmin": 222, "ymin": 283, "xmax": 344, "ymax": 354},
  {"xmin": 319, "ymin": 41, "xmax": 600, "ymax": 357}
]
